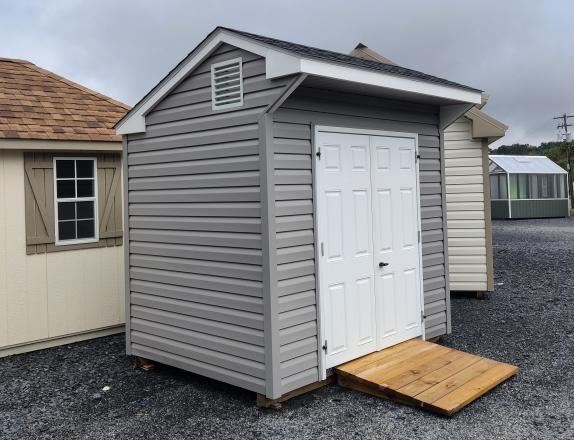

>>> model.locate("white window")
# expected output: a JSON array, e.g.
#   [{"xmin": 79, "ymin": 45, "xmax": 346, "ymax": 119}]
[
  {"xmin": 53, "ymin": 157, "xmax": 98, "ymax": 245},
  {"xmin": 211, "ymin": 57, "xmax": 243, "ymax": 110}
]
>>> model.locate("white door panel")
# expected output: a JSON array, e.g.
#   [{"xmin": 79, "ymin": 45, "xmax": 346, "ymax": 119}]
[
  {"xmin": 325, "ymin": 283, "xmax": 347, "ymax": 355},
  {"xmin": 318, "ymin": 132, "xmax": 376, "ymax": 368},
  {"xmin": 318, "ymin": 130, "xmax": 423, "ymax": 369},
  {"xmin": 370, "ymin": 135, "xmax": 423, "ymax": 349}
]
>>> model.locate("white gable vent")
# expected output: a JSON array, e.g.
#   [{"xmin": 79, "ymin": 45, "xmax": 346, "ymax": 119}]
[{"xmin": 211, "ymin": 57, "xmax": 243, "ymax": 110}]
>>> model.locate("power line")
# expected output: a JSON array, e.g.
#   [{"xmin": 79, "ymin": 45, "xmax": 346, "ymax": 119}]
[
  {"xmin": 553, "ymin": 113, "xmax": 574, "ymax": 207},
  {"xmin": 554, "ymin": 113, "xmax": 574, "ymax": 141}
]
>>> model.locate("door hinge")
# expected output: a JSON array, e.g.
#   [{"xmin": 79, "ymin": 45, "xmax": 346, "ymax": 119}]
[
  {"xmin": 316, "ymin": 148, "xmax": 321, "ymax": 159},
  {"xmin": 421, "ymin": 311, "xmax": 426, "ymax": 323},
  {"xmin": 416, "ymin": 152, "xmax": 420, "ymax": 161},
  {"xmin": 418, "ymin": 230, "xmax": 421, "ymax": 243},
  {"xmin": 322, "ymin": 340, "xmax": 328, "ymax": 352},
  {"xmin": 321, "ymin": 242, "xmax": 324, "ymax": 257}
]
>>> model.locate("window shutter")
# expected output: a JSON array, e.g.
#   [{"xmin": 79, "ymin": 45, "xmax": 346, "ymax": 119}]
[
  {"xmin": 24, "ymin": 151, "xmax": 123, "ymax": 254},
  {"xmin": 24, "ymin": 152, "xmax": 55, "ymax": 254},
  {"xmin": 97, "ymin": 153, "xmax": 123, "ymax": 246}
]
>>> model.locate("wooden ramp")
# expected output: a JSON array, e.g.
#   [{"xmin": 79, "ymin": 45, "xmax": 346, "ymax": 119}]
[{"xmin": 335, "ymin": 339, "xmax": 518, "ymax": 416}]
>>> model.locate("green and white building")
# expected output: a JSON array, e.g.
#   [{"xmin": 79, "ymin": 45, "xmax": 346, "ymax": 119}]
[{"xmin": 490, "ymin": 155, "xmax": 569, "ymax": 219}]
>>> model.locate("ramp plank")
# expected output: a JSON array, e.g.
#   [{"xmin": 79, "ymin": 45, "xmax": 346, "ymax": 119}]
[
  {"xmin": 336, "ymin": 338, "xmax": 424, "ymax": 375},
  {"xmin": 431, "ymin": 363, "xmax": 519, "ymax": 415},
  {"xmin": 335, "ymin": 339, "xmax": 518, "ymax": 416},
  {"xmin": 398, "ymin": 352, "xmax": 482, "ymax": 397},
  {"xmin": 343, "ymin": 341, "xmax": 435, "ymax": 379},
  {"xmin": 416, "ymin": 358, "xmax": 497, "ymax": 404},
  {"xmin": 363, "ymin": 345, "xmax": 452, "ymax": 385},
  {"xmin": 383, "ymin": 349, "xmax": 466, "ymax": 390}
]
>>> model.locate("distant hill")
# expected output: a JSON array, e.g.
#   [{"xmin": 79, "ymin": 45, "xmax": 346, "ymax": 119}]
[{"xmin": 490, "ymin": 142, "xmax": 573, "ymax": 175}]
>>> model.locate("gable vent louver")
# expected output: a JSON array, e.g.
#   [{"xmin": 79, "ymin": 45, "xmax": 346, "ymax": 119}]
[{"xmin": 211, "ymin": 57, "xmax": 243, "ymax": 110}]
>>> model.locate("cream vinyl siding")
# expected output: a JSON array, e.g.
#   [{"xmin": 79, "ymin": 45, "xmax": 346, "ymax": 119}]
[
  {"xmin": 444, "ymin": 117, "xmax": 488, "ymax": 291},
  {"xmin": 0, "ymin": 150, "xmax": 124, "ymax": 355}
]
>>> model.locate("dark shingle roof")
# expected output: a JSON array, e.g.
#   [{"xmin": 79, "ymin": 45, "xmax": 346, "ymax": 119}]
[{"xmin": 222, "ymin": 27, "xmax": 480, "ymax": 93}]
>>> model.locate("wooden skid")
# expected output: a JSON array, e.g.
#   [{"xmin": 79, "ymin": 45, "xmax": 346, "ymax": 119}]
[
  {"xmin": 256, "ymin": 376, "xmax": 334, "ymax": 409},
  {"xmin": 335, "ymin": 339, "xmax": 518, "ymax": 416}
]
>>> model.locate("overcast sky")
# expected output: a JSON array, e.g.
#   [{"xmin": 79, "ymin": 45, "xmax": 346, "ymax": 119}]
[{"xmin": 2, "ymin": 0, "xmax": 573, "ymax": 148}]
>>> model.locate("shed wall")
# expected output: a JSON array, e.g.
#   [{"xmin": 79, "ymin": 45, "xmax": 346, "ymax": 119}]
[
  {"xmin": 509, "ymin": 199, "xmax": 569, "ymax": 219},
  {"xmin": 444, "ymin": 117, "xmax": 492, "ymax": 292},
  {"xmin": 491, "ymin": 199, "xmax": 510, "ymax": 219},
  {"xmin": 0, "ymin": 149, "xmax": 124, "ymax": 355},
  {"xmin": 272, "ymin": 86, "xmax": 449, "ymax": 395},
  {"xmin": 124, "ymin": 44, "xmax": 294, "ymax": 394}
]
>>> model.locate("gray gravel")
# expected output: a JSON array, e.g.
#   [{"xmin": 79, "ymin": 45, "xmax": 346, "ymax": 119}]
[{"xmin": 2, "ymin": 218, "xmax": 574, "ymax": 439}]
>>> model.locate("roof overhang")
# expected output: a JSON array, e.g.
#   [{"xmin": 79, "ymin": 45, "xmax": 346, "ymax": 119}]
[
  {"xmin": 116, "ymin": 28, "xmax": 482, "ymax": 135},
  {"xmin": 0, "ymin": 139, "xmax": 122, "ymax": 151},
  {"xmin": 489, "ymin": 155, "xmax": 568, "ymax": 175},
  {"xmin": 466, "ymin": 107, "xmax": 508, "ymax": 144}
]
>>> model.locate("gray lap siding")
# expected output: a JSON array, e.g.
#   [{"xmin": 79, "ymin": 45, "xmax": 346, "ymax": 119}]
[
  {"xmin": 124, "ymin": 42, "xmax": 450, "ymax": 398},
  {"xmin": 272, "ymin": 87, "xmax": 448, "ymax": 395},
  {"xmin": 125, "ymin": 44, "xmax": 293, "ymax": 394}
]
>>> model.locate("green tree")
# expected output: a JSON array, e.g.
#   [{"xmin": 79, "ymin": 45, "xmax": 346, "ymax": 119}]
[{"xmin": 490, "ymin": 143, "xmax": 537, "ymax": 155}]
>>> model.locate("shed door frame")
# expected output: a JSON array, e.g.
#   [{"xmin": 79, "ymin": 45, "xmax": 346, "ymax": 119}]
[{"xmin": 313, "ymin": 125, "xmax": 426, "ymax": 380}]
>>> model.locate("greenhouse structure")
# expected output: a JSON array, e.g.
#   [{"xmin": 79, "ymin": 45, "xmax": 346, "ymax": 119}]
[{"xmin": 489, "ymin": 155, "xmax": 570, "ymax": 219}]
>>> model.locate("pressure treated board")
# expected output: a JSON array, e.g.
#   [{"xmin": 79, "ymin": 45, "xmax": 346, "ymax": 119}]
[{"xmin": 335, "ymin": 338, "xmax": 518, "ymax": 416}]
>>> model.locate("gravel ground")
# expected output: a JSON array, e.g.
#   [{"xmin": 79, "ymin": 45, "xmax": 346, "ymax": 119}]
[{"xmin": 1, "ymin": 218, "xmax": 574, "ymax": 439}]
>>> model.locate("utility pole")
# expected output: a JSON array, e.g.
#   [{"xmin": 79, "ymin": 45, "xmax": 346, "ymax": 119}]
[{"xmin": 554, "ymin": 113, "xmax": 574, "ymax": 208}]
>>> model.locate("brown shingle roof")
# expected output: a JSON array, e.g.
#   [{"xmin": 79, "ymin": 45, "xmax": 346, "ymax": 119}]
[{"xmin": 0, "ymin": 58, "xmax": 130, "ymax": 142}]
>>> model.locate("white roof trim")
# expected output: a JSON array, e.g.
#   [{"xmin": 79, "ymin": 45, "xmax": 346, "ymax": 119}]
[
  {"xmin": 489, "ymin": 155, "xmax": 568, "ymax": 174},
  {"xmin": 0, "ymin": 138, "xmax": 122, "ymax": 151},
  {"xmin": 297, "ymin": 58, "xmax": 481, "ymax": 105},
  {"xmin": 117, "ymin": 29, "xmax": 482, "ymax": 135}
]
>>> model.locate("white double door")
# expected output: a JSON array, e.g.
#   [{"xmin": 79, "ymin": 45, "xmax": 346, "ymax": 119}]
[{"xmin": 317, "ymin": 130, "xmax": 423, "ymax": 369}]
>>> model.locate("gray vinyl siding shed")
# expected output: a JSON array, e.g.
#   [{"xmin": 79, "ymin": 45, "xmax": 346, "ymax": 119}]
[{"xmin": 119, "ymin": 27, "xmax": 482, "ymax": 400}]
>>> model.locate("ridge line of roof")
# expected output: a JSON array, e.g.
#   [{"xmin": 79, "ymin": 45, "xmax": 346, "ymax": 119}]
[
  {"xmin": 0, "ymin": 57, "xmax": 34, "ymax": 64},
  {"xmin": 218, "ymin": 26, "xmax": 481, "ymax": 93},
  {"xmin": 489, "ymin": 155, "xmax": 547, "ymax": 157}
]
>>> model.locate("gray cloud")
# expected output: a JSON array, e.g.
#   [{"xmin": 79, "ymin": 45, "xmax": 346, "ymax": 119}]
[{"xmin": 2, "ymin": 0, "xmax": 573, "ymax": 148}]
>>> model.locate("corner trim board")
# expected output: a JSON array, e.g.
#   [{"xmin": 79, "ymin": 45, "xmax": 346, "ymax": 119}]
[
  {"xmin": 482, "ymin": 139, "xmax": 495, "ymax": 291},
  {"xmin": 439, "ymin": 130, "xmax": 452, "ymax": 333},
  {"xmin": 122, "ymin": 137, "xmax": 132, "ymax": 355},
  {"xmin": 259, "ymin": 113, "xmax": 281, "ymax": 399}
]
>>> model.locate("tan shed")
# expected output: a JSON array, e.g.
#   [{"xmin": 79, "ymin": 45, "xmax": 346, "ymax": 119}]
[
  {"xmin": 444, "ymin": 103, "xmax": 507, "ymax": 295},
  {"xmin": 349, "ymin": 44, "xmax": 508, "ymax": 296},
  {"xmin": 0, "ymin": 58, "xmax": 129, "ymax": 356}
]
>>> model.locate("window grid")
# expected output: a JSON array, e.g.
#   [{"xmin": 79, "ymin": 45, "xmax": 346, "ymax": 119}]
[
  {"xmin": 490, "ymin": 173, "xmax": 507, "ymax": 200},
  {"xmin": 53, "ymin": 157, "xmax": 99, "ymax": 245},
  {"xmin": 507, "ymin": 173, "xmax": 568, "ymax": 200}
]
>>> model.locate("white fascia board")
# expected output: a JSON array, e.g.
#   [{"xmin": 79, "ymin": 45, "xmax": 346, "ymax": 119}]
[
  {"xmin": 0, "ymin": 139, "xmax": 122, "ymax": 151},
  {"xmin": 297, "ymin": 59, "xmax": 482, "ymax": 105},
  {"xmin": 116, "ymin": 30, "xmax": 296, "ymax": 135},
  {"xmin": 117, "ymin": 29, "xmax": 481, "ymax": 135}
]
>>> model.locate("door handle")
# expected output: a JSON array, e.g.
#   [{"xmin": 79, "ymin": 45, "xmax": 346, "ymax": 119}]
[{"xmin": 379, "ymin": 262, "xmax": 389, "ymax": 268}]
